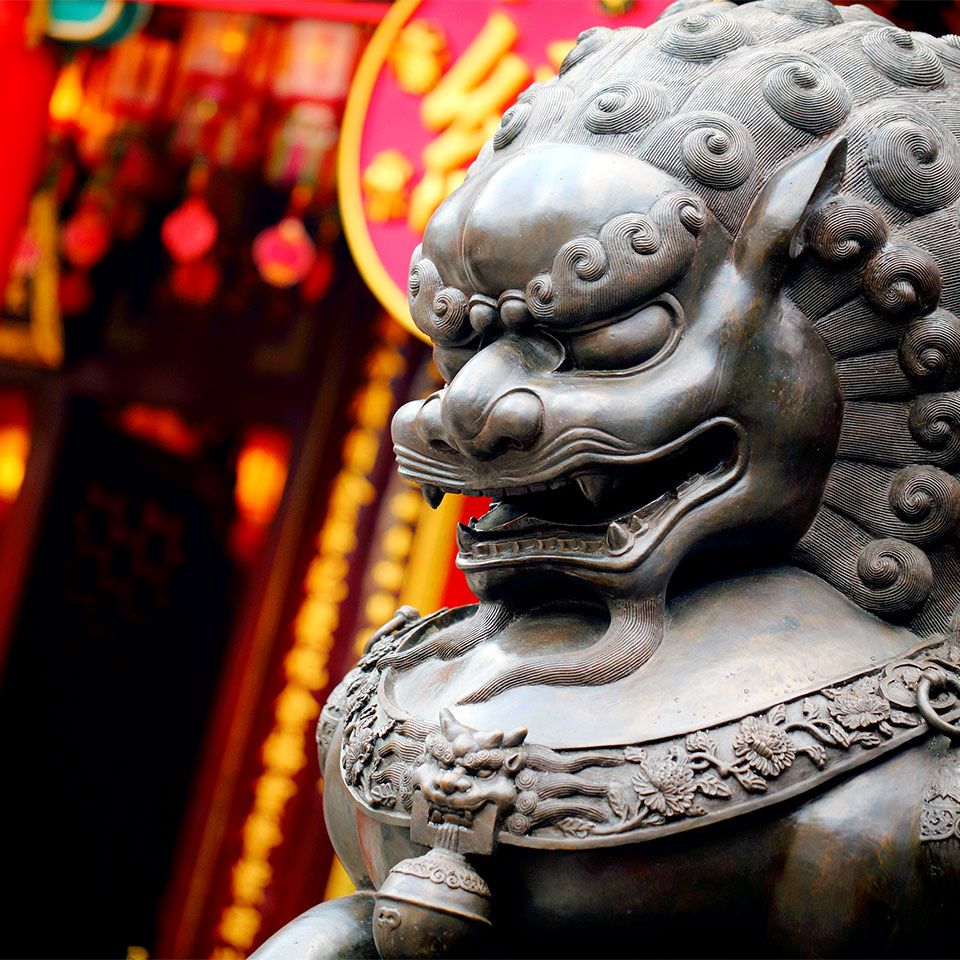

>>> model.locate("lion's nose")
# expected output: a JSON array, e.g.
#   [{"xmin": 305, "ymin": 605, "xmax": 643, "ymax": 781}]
[
  {"xmin": 438, "ymin": 770, "xmax": 470, "ymax": 794},
  {"xmin": 425, "ymin": 333, "xmax": 559, "ymax": 461}
]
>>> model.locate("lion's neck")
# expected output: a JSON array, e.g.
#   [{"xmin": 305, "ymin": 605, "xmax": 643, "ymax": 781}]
[{"xmin": 386, "ymin": 565, "xmax": 919, "ymax": 749}]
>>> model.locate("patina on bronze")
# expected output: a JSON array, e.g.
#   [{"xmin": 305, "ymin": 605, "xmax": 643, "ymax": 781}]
[{"xmin": 254, "ymin": 1, "xmax": 960, "ymax": 956}]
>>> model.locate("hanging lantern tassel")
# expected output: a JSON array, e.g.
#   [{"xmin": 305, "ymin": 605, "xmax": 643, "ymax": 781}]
[{"xmin": 252, "ymin": 215, "xmax": 316, "ymax": 288}]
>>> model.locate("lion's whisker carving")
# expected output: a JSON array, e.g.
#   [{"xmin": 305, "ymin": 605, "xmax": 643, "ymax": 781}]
[
  {"xmin": 458, "ymin": 596, "xmax": 663, "ymax": 704},
  {"xmin": 391, "ymin": 445, "xmax": 463, "ymax": 479},
  {"xmin": 386, "ymin": 602, "xmax": 513, "ymax": 671}
]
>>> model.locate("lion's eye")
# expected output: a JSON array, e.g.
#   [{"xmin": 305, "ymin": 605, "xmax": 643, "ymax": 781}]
[{"xmin": 567, "ymin": 301, "xmax": 678, "ymax": 371}]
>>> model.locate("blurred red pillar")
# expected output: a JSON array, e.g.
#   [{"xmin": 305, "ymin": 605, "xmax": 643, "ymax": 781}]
[{"xmin": 0, "ymin": 2, "xmax": 57, "ymax": 297}]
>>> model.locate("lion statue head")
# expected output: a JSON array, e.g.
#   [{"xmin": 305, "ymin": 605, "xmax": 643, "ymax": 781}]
[{"xmin": 390, "ymin": 0, "xmax": 960, "ymax": 702}]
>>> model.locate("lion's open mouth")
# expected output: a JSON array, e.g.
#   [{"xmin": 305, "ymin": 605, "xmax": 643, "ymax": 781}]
[{"xmin": 452, "ymin": 419, "xmax": 746, "ymax": 569}]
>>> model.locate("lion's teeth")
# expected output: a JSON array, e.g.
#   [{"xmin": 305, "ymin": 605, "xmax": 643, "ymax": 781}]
[
  {"xmin": 474, "ymin": 501, "xmax": 527, "ymax": 532},
  {"xmin": 638, "ymin": 492, "xmax": 672, "ymax": 519},
  {"xmin": 456, "ymin": 523, "xmax": 471, "ymax": 551},
  {"xmin": 677, "ymin": 473, "xmax": 703, "ymax": 497},
  {"xmin": 606, "ymin": 521, "xmax": 630, "ymax": 553},
  {"xmin": 496, "ymin": 484, "xmax": 532, "ymax": 497},
  {"xmin": 575, "ymin": 474, "xmax": 611, "ymax": 506},
  {"xmin": 421, "ymin": 484, "xmax": 445, "ymax": 509}
]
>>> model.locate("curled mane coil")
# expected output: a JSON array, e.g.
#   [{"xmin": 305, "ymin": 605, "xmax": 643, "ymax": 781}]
[
  {"xmin": 557, "ymin": 237, "xmax": 608, "ymax": 283},
  {"xmin": 935, "ymin": 34, "xmax": 960, "ymax": 71},
  {"xmin": 861, "ymin": 243, "xmax": 942, "ymax": 318},
  {"xmin": 494, "ymin": 103, "xmax": 531, "ymax": 150},
  {"xmin": 408, "ymin": 252, "xmax": 472, "ymax": 346},
  {"xmin": 861, "ymin": 27, "xmax": 945, "ymax": 88},
  {"xmin": 583, "ymin": 82, "xmax": 670, "ymax": 135},
  {"xmin": 807, "ymin": 197, "xmax": 887, "ymax": 264},
  {"xmin": 762, "ymin": 59, "xmax": 850, "ymax": 134},
  {"xmin": 899, "ymin": 309, "xmax": 960, "ymax": 390},
  {"xmin": 823, "ymin": 461, "xmax": 960, "ymax": 545},
  {"xmin": 607, "ymin": 213, "xmax": 660, "ymax": 257},
  {"xmin": 760, "ymin": 0, "xmax": 841, "ymax": 24},
  {"xmin": 407, "ymin": 245, "xmax": 424, "ymax": 299},
  {"xmin": 526, "ymin": 274, "xmax": 555, "ymax": 320},
  {"xmin": 432, "ymin": 288, "xmax": 469, "ymax": 338},
  {"xmin": 680, "ymin": 115, "xmax": 756, "ymax": 190},
  {"xmin": 559, "ymin": 26, "xmax": 612, "ymax": 76},
  {"xmin": 856, "ymin": 537, "xmax": 933, "ymax": 613},
  {"xmin": 657, "ymin": 11, "xmax": 752, "ymax": 62},
  {"xmin": 793, "ymin": 508, "xmax": 933, "ymax": 616},
  {"xmin": 889, "ymin": 465, "xmax": 960, "ymax": 540},
  {"xmin": 867, "ymin": 115, "xmax": 960, "ymax": 213},
  {"xmin": 909, "ymin": 391, "xmax": 960, "ymax": 463},
  {"xmin": 678, "ymin": 200, "xmax": 706, "ymax": 235}
]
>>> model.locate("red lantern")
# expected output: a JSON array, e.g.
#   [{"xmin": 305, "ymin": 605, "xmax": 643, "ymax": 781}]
[
  {"xmin": 161, "ymin": 194, "xmax": 218, "ymax": 263},
  {"xmin": 251, "ymin": 216, "xmax": 315, "ymax": 288},
  {"xmin": 60, "ymin": 200, "xmax": 112, "ymax": 268}
]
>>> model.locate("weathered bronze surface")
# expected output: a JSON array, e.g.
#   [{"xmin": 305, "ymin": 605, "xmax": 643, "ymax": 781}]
[{"xmin": 254, "ymin": 1, "xmax": 960, "ymax": 956}]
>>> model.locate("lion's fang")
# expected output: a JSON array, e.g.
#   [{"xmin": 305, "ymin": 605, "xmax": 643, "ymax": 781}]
[
  {"xmin": 576, "ymin": 474, "xmax": 611, "ymax": 506},
  {"xmin": 606, "ymin": 521, "xmax": 630, "ymax": 553},
  {"xmin": 421, "ymin": 483, "xmax": 445, "ymax": 509}
]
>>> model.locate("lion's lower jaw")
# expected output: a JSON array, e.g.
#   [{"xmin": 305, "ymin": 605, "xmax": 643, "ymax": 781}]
[{"xmin": 456, "ymin": 595, "xmax": 665, "ymax": 704}]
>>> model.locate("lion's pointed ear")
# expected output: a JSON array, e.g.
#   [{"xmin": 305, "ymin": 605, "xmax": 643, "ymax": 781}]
[
  {"xmin": 439, "ymin": 707, "xmax": 469, "ymax": 740},
  {"xmin": 734, "ymin": 136, "xmax": 846, "ymax": 286},
  {"xmin": 502, "ymin": 726, "xmax": 528, "ymax": 748}
]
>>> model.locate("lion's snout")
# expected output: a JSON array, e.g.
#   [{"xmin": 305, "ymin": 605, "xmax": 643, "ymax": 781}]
[{"xmin": 420, "ymin": 333, "xmax": 558, "ymax": 462}]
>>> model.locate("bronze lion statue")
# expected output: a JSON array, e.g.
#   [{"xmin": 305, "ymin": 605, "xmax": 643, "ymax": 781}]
[{"xmin": 257, "ymin": 1, "xmax": 960, "ymax": 956}]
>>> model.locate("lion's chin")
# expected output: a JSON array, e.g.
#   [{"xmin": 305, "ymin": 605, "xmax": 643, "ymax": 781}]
[{"xmin": 454, "ymin": 418, "xmax": 747, "ymax": 577}]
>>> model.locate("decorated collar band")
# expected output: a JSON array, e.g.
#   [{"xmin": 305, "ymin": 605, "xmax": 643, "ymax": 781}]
[{"xmin": 329, "ymin": 614, "xmax": 960, "ymax": 852}]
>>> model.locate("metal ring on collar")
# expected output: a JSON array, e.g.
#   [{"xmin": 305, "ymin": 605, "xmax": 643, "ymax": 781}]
[{"xmin": 917, "ymin": 666, "xmax": 960, "ymax": 737}]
